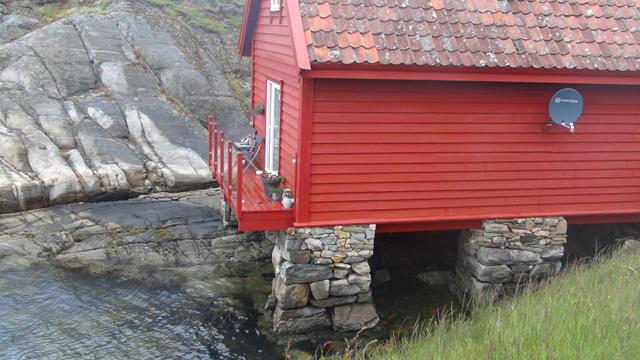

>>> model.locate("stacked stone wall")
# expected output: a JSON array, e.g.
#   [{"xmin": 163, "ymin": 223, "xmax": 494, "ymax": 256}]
[
  {"xmin": 453, "ymin": 217, "xmax": 567, "ymax": 301},
  {"xmin": 267, "ymin": 225, "xmax": 379, "ymax": 334}
]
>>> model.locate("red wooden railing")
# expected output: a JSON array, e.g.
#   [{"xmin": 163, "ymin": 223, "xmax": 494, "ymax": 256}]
[{"xmin": 208, "ymin": 115, "xmax": 242, "ymax": 220}]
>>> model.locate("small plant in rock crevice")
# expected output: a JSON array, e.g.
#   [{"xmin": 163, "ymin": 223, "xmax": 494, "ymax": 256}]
[{"xmin": 160, "ymin": 87, "xmax": 193, "ymax": 115}]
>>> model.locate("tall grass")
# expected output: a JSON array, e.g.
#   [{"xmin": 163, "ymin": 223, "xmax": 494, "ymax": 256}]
[{"xmin": 363, "ymin": 250, "xmax": 640, "ymax": 360}]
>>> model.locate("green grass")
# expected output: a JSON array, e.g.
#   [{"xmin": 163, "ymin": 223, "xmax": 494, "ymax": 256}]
[
  {"xmin": 33, "ymin": 3, "xmax": 75, "ymax": 21},
  {"xmin": 75, "ymin": 5, "xmax": 109, "ymax": 14},
  {"xmin": 225, "ymin": 74, "xmax": 249, "ymax": 111},
  {"xmin": 144, "ymin": 0, "xmax": 175, "ymax": 6},
  {"xmin": 143, "ymin": 0, "xmax": 228, "ymax": 34},
  {"xmin": 358, "ymin": 250, "xmax": 640, "ymax": 360},
  {"xmin": 33, "ymin": 1, "xmax": 110, "ymax": 22},
  {"xmin": 230, "ymin": 15, "xmax": 244, "ymax": 29},
  {"xmin": 175, "ymin": 4, "xmax": 225, "ymax": 33}
]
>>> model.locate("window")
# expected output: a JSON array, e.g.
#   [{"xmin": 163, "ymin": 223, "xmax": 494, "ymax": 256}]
[
  {"xmin": 270, "ymin": 0, "xmax": 280, "ymax": 12},
  {"xmin": 265, "ymin": 80, "xmax": 281, "ymax": 174}
]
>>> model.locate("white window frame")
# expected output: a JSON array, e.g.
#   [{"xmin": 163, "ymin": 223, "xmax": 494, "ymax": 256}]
[
  {"xmin": 270, "ymin": 0, "xmax": 280, "ymax": 12},
  {"xmin": 265, "ymin": 80, "xmax": 281, "ymax": 175}
]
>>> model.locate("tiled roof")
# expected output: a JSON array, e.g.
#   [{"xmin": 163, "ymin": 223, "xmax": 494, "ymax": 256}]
[{"xmin": 299, "ymin": 0, "xmax": 640, "ymax": 71}]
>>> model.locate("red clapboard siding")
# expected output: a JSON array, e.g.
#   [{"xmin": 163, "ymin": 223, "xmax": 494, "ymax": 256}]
[
  {"xmin": 251, "ymin": 1, "xmax": 301, "ymax": 193},
  {"xmin": 304, "ymin": 79, "xmax": 640, "ymax": 225}
]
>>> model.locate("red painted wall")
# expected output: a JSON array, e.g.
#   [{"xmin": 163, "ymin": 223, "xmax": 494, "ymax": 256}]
[
  {"xmin": 303, "ymin": 79, "xmax": 640, "ymax": 225},
  {"xmin": 251, "ymin": 0, "xmax": 300, "ymax": 193}
]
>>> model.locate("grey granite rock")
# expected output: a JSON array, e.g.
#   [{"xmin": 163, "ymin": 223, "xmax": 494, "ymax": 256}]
[
  {"xmin": 309, "ymin": 279, "xmax": 330, "ymax": 300},
  {"xmin": 540, "ymin": 246, "xmax": 564, "ymax": 261},
  {"xmin": 332, "ymin": 303, "xmax": 379, "ymax": 332},
  {"xmin": 529, "ymin": 262, "xmax": 562, "ymax": 280},
  {"xmin": 621, "ymin": 239, "xmax": 640, "ymax": 252},
  {"xmin": 351, "ymin": 261, "xmax": 370, "ymax": 275},
  {"xmin": 0, "ymin": 6, "xmax": 248, "ymax": 214},
  {"xmin": 310, "ymin": 295, "xmax": 357, "ymax": 308},
  {"xmin": 477, "ymin": 247, "xmax": 541, "ymax": 266},
  {"xmin": 329, "ymin": 279, "xmax": 361, "ymax": 297},
  {"xmin": 280, "ymin": 263, "xmax": 333, "ymax": 284},
  {"xmin": 0, "ymin": 189, "xmax": 272, "ymax": 276},
  {"xmin": 0, "ymin": 14, "xmax": 41, "ymax": 43},
  {"xmin": 463, "ymin": 256, "xmax": 512, "ymax": 283},
  {"xmin": 275, "ymin": 275, "xmax": 309, "ymax": 310},
  {"xmin": 273, "ymin": 306, "xmax": 330, "ymax": 334}
]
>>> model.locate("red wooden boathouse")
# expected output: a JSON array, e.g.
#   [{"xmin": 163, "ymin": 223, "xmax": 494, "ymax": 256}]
[{"xmin": 210, "ymin": 0, "xmax": 640, "ymax": 233}]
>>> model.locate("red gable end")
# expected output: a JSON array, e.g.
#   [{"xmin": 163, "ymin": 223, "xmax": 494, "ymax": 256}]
[{"xmin": 238, "ymin": 0, "xmax": 311, "ymax": 69}]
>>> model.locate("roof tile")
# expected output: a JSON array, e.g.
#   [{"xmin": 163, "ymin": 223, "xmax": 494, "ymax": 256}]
[{"xmin": 299, "ymin": 0, "xmax": 640, "ymax": 70}]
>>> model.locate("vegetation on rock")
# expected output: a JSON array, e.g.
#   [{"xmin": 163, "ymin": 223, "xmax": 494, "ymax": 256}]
[
  {"xmin": 142, "ymin": 0, "xmax": 243, "ymax": 35},
  {"xmin": 32, "ymin": 0, "xmax": 111, "ymax": 22}
]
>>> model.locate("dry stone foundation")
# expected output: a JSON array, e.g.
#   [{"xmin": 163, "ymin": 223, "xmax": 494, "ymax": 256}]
[
  {"xmin": 266, "ymin": 225, "xmax": 379, "ymax": 334},
  {"xmin": 452, "ymin": 217, "xmax": 567, "ymax": 301}
]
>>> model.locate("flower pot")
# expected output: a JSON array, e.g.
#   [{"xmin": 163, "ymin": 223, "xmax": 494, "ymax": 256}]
[
  {"xmin": 271, "ymin": 193, "xmax": 282, "ymax": 202},
  {"xmin": 261, "ymin": 178, "xmax": 280, "ymax": 198},
  {"xmin": 282, "ymin": 196, "xmax": 294, "ymax": 209},
  {"xmin": 261, "ymin": 178, "xmax": 273, "ymax": 197}
]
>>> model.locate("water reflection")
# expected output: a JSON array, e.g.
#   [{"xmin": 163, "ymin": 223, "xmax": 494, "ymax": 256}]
[{"xmin": 0, "ymin": 257, "xmax": 279, "ymax": 359}]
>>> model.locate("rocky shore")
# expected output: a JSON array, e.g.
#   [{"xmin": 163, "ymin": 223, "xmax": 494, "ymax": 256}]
[{"xmin": 0, "ymin": 189, "xmax": 273, "ymax": 283}]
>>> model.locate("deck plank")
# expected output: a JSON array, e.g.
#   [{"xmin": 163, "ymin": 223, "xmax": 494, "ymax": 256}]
[{"xmin": 240, "ymin": 170, "xmax": 291, "ymax": 213}]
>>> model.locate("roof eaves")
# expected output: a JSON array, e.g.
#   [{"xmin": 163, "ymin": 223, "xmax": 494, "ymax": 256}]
[
  {"xmin": 237, "ymin": 0, "xmax": 261, "ymax": 57},
  {"xmin": 286, "ymin": 0, "xmax": 311, "ymax": 70}
]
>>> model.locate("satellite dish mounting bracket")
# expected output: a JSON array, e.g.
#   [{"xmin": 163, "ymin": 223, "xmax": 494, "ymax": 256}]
[{"xmin": 544, "ymin": 117, "xmax": 575, "ymax": 133}]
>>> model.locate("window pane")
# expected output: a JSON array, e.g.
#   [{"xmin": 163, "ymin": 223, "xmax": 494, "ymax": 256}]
[
  {"xmin": 273, "ymin": 87, "xmax": 281, "ymax": 173},
  {"xmin": 265, "ymin": 81, "xmax": 281, "ymax": 175}
]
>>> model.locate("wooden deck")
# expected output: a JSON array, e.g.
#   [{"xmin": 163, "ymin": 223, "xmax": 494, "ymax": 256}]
[
  {"xmin": 229, "ymin": 170, "xmax": 294, "ymax": 231},
  {"xmin": 209, "ymin": 117, "xmax": 294, "ymax": 232}
]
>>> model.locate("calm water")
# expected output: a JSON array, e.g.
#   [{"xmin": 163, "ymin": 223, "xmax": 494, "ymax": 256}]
[
  {"xmin": 0, "ymin": 257, "xmax": 458, "ymax": 359},
  {"xmin": 0, "ymin": 257, "xmax": 280, "ymax": 359}
]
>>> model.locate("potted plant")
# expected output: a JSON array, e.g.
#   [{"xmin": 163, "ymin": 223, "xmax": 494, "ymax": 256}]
[
  {"xmin": 252, "ymin": 103, "xmax": 265, "ymax": 116},
  {"xmin": 260, "ymin": 172, "xmax": 283, "ymax": 198},
  {"xmin": 251, "ymin": 104, "xmax": 265, "ymax": 127},
  {"xmin": 271, "ymin": 188, "xmax": 284, "ymax": 202}
]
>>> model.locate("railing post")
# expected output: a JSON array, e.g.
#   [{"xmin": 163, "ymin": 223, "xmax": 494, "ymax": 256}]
[
  {"xmin": 213, "ymin": 122, "xmax": 218, "ymax": 179},
  {"xmin": 227, "ymin": 140, "xmax": 233, "ymax": 201},
  {"xmin": 236, "ymin": 152, "xmax": 243, "ymax": 218},
  {"xmin": 207, "ymin": 115, "xmax": 213, "ymax": 175},
  {"xmin": 219, "ymin": 131, "xmax": 225, "ymax": 196}
]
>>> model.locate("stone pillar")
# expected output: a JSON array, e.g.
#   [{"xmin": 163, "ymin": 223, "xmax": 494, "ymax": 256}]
[
  {"xmin": 267, "ymin": 225, "xmax": 379, "ymax": 334},
  {"xmin": 452, "ymin": 217, "xmax": 567, "ymax": 302}
]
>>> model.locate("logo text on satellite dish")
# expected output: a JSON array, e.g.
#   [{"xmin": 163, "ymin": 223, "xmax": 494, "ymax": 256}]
[{"xmin": 554, "ymin": 97, "xmax": 579, "ymax": 104}]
